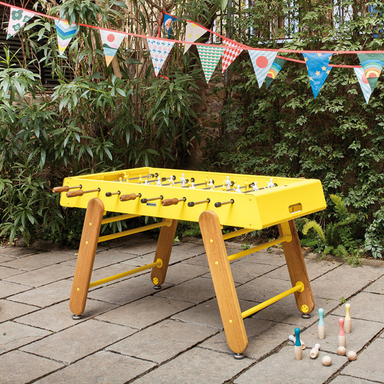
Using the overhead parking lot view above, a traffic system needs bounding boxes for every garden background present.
[1,0,384,264]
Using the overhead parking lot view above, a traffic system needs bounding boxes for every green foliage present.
[301,195,363,265]
[364,205,384,259]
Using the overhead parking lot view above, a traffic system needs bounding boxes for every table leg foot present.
[72,314,82,320]
[234,353,245,360]
[153,285,162,290]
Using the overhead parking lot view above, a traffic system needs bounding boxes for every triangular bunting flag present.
[354,67,372,104]
[147,38,175,76]
[55,20,78,55]
[265,57,286,89]
[163,13,177,39]
[302,52,333,99]
[357,53,384,93]
[249,50,278,88]
[99,30,126,67]
[222,40,243,73]
[197,45,225,83]
[184,22,207,54]
[7,7,35,39]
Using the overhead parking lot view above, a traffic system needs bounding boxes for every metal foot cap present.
[301,313,311,319]
[234,353,245,360]
[72,314,82,320]
[153,285,162,290]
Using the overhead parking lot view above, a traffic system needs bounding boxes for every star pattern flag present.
[55,20,78,55]
[197,45,225,83]
[222,40,243,73]
[357,53,384,93]
[100,30,126,67]
[249,50,278,88]
[184,22,207,54]
[7,7,35,39]
[163,13,177,39]
[265,57,286,89]
[147,38,175,76]
[354,67,372,104]
[303,52,333,99]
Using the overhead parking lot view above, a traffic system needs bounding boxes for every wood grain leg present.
[278,220,315,314]
[151,219,178,286]
[69,198,104,317]
[199,211,248,355]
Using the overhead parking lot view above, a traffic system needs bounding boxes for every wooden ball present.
[347,351,357,361]
[322,355,332,366]
[337,346,346,356]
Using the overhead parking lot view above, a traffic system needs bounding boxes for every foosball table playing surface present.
[53,167,327,357]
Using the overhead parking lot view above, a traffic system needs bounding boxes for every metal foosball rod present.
[214,199,234,208]
[188,198,210,207]
[52,185,82,193]
[141,195,164,203]
[105,191,120,197]
[120,193,141,202]
[112,173,157,182]
[66,188,100,197]
[162,197,187,206]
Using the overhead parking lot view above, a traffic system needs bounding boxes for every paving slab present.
[172,241,206,255]
[9,279,73,308]
[0,350,63,384]
[201,318,294,360]
[0,321,51,354]
[96,296,193,329]
[332,292,384,323]
[88,273,172,305]
[0,299,38,322]
[363,274,384,294]
[245,249,287,266]
[301,315,383,353]
[0,247,38,257]
[21,319,136,364]
[132,347,252,384]
[107,319,216,363]
[15,299,116,332]
[330,375,379,384]
[111,240,158,255]
[1,251,76,271]
[161,262,209,285]
[234,347,348,384]
[0,265,23,279]
[265,259,342,281]
[340,338,384,382]
[156,276,216,304]
[0,255,15,263]
[310,264,384,301]
[4,263,75,287]
[34,351,156,384]
[0,280,31,298]
[172,298,257,330]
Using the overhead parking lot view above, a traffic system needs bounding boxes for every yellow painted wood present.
[151,219,178,286]
[241,281,304,319]
[69,198,104,316]
[199,210,248,354]
[278,220,315,314]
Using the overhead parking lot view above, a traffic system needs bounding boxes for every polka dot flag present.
[249,50,278,88]
[354,66,372,104]
[222,40,243,73]
[357,53,384,94]
[302,52,333,99]
[147,38,175,77]
[7,7,34,39]
[197,45,225,83]
[184,22,207,54]
[100,30,126,67]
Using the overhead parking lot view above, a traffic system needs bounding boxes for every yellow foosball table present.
[53,167,326,357]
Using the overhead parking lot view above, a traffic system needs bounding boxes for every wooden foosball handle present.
[67,190,84,197]
[120,193,140,201]
[52,186,69,193]
[162,197,186,206]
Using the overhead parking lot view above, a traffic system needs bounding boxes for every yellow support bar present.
[101,214,140,225]
[227,235,292,262]
[223,228,255,241]
[89,258,163,288]
[241,281,305,319]
[98,219,173,243]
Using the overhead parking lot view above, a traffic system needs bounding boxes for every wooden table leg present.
[69,198,104,318]
[199,211,248,355]
[278,220,315,315]
[151,219,178,287]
